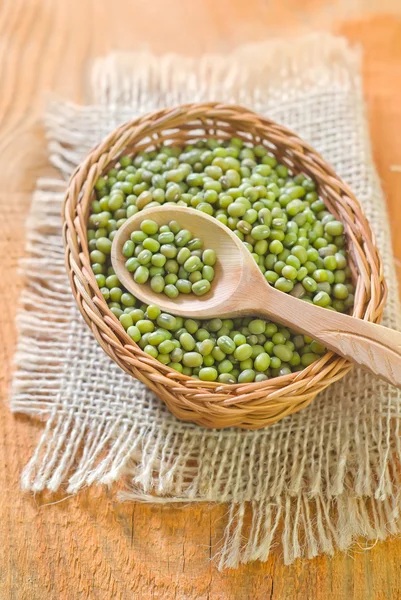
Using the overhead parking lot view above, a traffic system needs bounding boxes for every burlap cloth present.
[11,34,401,569]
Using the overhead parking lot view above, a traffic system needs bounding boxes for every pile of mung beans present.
[88,138,354,384]
[123,219,217,298]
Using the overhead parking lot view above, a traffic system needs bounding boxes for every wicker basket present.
[63,103,387,430]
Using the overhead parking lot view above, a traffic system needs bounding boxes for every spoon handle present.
[255,287,401,387]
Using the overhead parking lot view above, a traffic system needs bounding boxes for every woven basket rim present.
[62,102,387,429]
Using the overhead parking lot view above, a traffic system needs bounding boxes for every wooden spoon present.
[112,205,401,387]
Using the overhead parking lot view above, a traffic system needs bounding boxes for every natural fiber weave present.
[10,36,401,568]
[63,103,386,429]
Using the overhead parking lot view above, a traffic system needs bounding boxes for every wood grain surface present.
[2,1,401,598]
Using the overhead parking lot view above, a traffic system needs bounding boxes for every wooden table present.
[2,1,401,598]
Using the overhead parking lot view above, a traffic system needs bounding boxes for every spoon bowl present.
[111,205,263,318]
[112,205,401,388]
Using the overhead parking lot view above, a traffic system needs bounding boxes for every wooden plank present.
[1,1,401,598]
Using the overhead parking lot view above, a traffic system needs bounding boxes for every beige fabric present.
[11,34,401,569]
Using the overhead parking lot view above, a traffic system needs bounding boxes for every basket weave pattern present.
[63,103,387,429]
